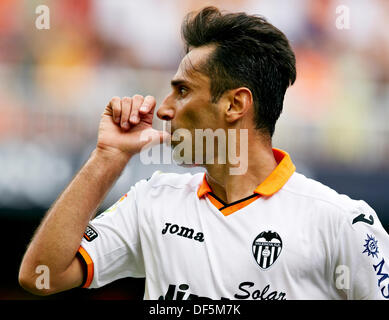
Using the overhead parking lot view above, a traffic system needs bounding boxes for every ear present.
[225,87,253,123]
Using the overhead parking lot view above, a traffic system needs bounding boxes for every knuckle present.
[111,96,120,103]
[112,104,121,112]
[144,95,155,103]
[132,94,144,104]
[122,96,132,103]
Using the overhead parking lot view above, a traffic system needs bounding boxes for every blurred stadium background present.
[0,0,388,299]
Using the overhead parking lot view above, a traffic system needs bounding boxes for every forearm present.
[20,148,130,278]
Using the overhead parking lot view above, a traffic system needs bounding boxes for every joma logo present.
[162,222,204,242]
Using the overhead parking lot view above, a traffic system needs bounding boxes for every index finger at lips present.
[139,95,156,115]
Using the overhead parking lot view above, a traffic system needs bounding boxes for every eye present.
[178,86,188,96]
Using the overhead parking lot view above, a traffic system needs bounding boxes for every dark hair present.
[181,6,296,137]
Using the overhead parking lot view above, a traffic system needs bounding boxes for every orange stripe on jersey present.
[197,148,295,215]
[219,195,260,216]
[254,148,295,196]
[207,194,225,210]
[197,174,212,198]
[78,246,94,288]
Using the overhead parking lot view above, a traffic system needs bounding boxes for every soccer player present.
[19,7,389,300]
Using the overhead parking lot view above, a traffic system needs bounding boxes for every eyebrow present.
[170,79,192,88]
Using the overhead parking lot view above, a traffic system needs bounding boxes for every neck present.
[204,133,277,204]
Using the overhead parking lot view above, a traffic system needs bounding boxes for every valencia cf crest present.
[252,231,283,270]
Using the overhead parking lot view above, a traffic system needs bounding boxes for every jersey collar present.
[197,148,295,199]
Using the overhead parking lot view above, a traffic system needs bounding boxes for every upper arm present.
[76,186,145,289]
[28,179,148,295]
[333,201,389,299]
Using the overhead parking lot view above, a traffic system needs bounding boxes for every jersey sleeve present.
[77,181,146,289]
[332,200,389,300]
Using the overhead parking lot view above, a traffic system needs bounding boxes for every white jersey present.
[77,149,389,300]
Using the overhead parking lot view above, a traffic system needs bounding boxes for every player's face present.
[157,47,227,138]
[157,45,227,148]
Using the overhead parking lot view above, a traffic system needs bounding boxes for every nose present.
[157,94,176,121]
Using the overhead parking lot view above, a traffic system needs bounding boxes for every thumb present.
[138,128,171,150]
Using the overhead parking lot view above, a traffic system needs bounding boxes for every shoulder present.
[282,171,376,223]
[135,170,204,194]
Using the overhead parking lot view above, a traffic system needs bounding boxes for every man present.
[19,7,389,300]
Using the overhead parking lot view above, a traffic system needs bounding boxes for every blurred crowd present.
[0,0,389,210]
